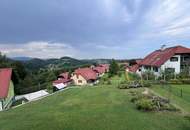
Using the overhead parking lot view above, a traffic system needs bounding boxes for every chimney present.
[161,44,166,51]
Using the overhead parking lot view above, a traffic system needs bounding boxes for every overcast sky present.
[0,0,190,59]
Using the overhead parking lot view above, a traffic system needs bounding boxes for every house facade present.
[72,68,98,86]
[127,46,190,76]
[0,68,15,111]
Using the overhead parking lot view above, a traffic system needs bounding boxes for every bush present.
[180,79,190,84]
[106,80,112,85]
[169,79,182,84]
[130,90,179,112]
[128,73,141,80]
[136,99,155,111]
[141,81,152,87]
[118,84,130,89]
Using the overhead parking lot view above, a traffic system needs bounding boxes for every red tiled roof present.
[139,45,190,67]
[74,68,97,81]
[93,66,106,74]
[0,68,12,99]
[99,64,109,71]
[53,79,71,85]
[128,64,140,72]
[59,72,69,79]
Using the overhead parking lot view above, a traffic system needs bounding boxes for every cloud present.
[0,0,190,59]
[141,0,190,38]
[0,41,78,59]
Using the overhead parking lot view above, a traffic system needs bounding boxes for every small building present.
[128,45,190,76]
[99,64,110,72]
[15,90,49,104]
[58,72,70,80]
[93,66,106,77]
[52,79,72,92]
[72,68,98,86]
[0,68,15,111]
[52,72,72,92]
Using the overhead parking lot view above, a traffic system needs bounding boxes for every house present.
[127,45,190,76]
[58,72,70,80]
[99,64,110,72]
[71,68,98,86]
[0,68,15,111]
[52,72,72,92]
[93,66,106,77]
[52,79,72,91]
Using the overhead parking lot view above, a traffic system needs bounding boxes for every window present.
[153,67,158,72]
[144,66,151,70]
[78,80,82,83]
[170,57,178,62]
[165,68,175,73]
[184,56,190,62]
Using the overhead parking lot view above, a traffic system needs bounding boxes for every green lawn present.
[0,82,189,130]
[151,84,190,113]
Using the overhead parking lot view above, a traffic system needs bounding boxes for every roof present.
[128,64,140,73]
[93,66,106,74]
[20,90,49,101]
[99,64,109,70]
[53,79,71,85]
[74,68,97,81]
[139,45,190,67]
[59,72,69,79]
[0,68,12,99]
[53,83,67,90]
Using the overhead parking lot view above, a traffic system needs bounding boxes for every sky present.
[0,0,190,59]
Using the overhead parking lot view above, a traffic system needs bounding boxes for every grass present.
[151,84,190,113]
[0,77,190,130]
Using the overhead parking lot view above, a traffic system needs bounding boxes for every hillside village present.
[0,45,190,110]
[0,45,190,130]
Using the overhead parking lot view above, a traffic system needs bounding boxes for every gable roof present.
[53,78,71,85]
[58,72,69,79]
[93,66,106,74]
[74,68,97,81]
[139,45,190,67]
[99,64,109,70]
[128,64,140,73]
[0,68,12,99]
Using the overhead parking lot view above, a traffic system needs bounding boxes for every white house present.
[127,45,190,76]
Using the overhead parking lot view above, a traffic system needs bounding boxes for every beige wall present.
[71,74,87,86]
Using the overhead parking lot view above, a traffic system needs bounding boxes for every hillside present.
[0,84,189,130]
[22,57,95,71]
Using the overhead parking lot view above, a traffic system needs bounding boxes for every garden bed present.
[130,89,179,112]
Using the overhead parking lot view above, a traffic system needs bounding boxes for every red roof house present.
[0,68,15,110]
[128,45,190,74]
[99,64,110,72]
[52,72,72,91]
[93,66,106,75]
[58,72,70,80]
[74,68,97,81]
[72,68,98,85]
[139,45,190,67]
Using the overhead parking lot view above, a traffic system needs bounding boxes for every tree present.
[109,59,119,77]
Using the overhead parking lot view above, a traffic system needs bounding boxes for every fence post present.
[180,89,183,97]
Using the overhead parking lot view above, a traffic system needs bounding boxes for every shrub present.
[136,99,155,111]
[106,80,112,85]
[130,90,179,112]
[141,81,152,87]
[118,84,130,89]
[180,79,190,84]
[128,73,141,80]
[169,79,182,84]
